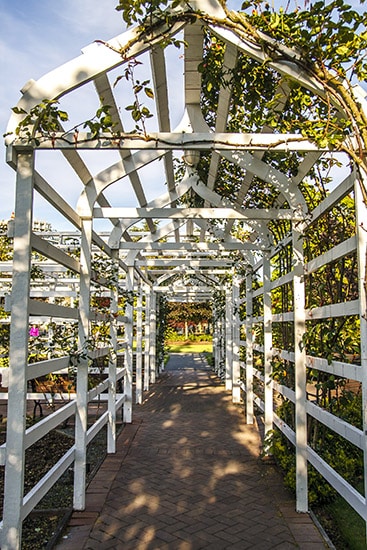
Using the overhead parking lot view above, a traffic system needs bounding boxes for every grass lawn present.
[316,489,366,549]
[166,341,212,353]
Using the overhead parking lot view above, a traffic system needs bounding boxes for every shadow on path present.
[56,353,329,549]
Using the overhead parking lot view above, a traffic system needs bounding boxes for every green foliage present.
[240,0,367,80]
[269,388,363,506]
[167,300,212,325]
[305,195,356,263]
[157,295,168,366]
[11,99,68,146]
[115,0,189,51]
[8,99,118,145]
[0,313,10,368]
[7,0,367,193]
[91,252,119,290]
[229,54,280,134]
[205,351,214,367]
[232,1,367,168]
[271,354,295,389]
[305,317,360,366]
[322,492,366,550]
[198,32,228,127]
[166,329,212,342]
[0,221,13,261]
[116,0,179,26]
[83,104,115,138]
[30,264,45,280]
[212,291,225,321]
[0,252,11,364]
[167,341,213,353]
[116,58,155,134]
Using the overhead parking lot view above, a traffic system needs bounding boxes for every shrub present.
[269,391,363,506]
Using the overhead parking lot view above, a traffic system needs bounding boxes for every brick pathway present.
[56,353,329,549]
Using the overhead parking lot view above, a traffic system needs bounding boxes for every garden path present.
[56,353,329,549]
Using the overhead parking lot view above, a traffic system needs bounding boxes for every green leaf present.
[335,45,350,56]
[11,107,27,115]
[269,13,280,30]
[58,111,69,121]
[101,115,113,127]
[144,87,154,99]
[132,110,142,121]
[114,74,124,87]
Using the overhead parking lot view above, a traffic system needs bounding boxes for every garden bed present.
[0,417,124,549]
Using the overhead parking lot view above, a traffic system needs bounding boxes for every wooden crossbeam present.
[93,207,295,220]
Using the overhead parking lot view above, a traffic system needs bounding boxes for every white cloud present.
[56,0,123,40]
[0,1,126,224]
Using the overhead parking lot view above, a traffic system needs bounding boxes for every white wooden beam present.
[2,150,34,550]
[28,299,78,319]
[118,241,268,251]
[305,236,356,275]
[245,271,254,424]
[149,291,157,384]
[74,217,92,510]
[144,287,150,392]
[93,207,295,220]
[137,259,232,267]
[184,21,204,104]
[293,219,308,513]
[263,252,273,448]
[308,171,355,225]
[225,287,233,391]
[135,284,143,405]
[21,132,327,152]
[232,276,241,403]
[123,266,134,423]
[107,249,119,453]
[355,170,367,532]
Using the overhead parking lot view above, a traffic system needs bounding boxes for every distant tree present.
[0,220,12,261]
[167,301,212,336]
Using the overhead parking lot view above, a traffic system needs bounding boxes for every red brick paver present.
[56,353,329,549]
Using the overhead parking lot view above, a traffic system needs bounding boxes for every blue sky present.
[0,0,127,224]
[0,0,364,227]
[0,0,245,228]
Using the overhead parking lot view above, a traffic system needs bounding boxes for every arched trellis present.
[1,0,367,547]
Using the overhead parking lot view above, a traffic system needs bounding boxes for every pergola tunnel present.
[1,0,367,548]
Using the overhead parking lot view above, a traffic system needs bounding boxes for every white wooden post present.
[158,295,165,373]
[74,217,92,510]
[232,275,241,403]
[263,251,273,448]
[355,171,367,538]
[225,287,233,390]
[135,282,143,404]
[124,265,134,423]
[144,286,150,391]
[293,218,308,513]
[213,304,219,374]
[2,149,34,550]
[217,318,222,376]
[219,308,225,378]
[107,249,119,453]
[149,291,157,384]
[245,270,254,424]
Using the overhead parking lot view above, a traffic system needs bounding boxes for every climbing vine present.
[2,1,367,523]
[6,0,367,203]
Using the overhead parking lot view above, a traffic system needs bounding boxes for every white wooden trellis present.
[1,0,367,547]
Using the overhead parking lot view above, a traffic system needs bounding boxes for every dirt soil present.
[0,416,123,549]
